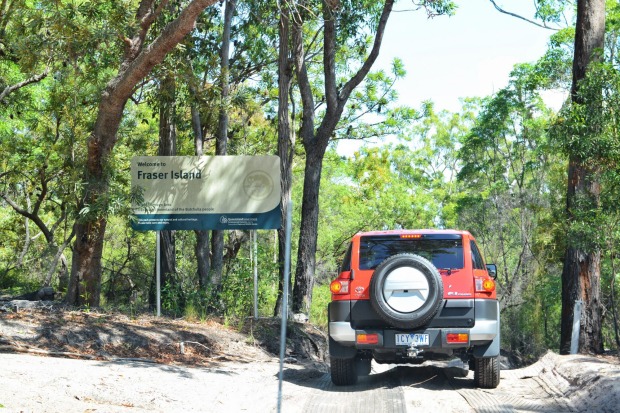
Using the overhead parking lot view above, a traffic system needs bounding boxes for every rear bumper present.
[328,299,499,353]
[329,321,356,344]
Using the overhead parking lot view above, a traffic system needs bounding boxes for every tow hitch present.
[407,343,424,358]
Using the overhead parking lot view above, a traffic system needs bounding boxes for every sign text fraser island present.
[136,170,203,180]
[131,156,281,231]
[135,160,206,180]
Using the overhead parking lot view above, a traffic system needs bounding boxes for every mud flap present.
[473,331,500,358]
[329,336,357,358]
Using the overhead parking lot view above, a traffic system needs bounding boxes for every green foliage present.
[502,269,563,359]
[457,64,565,354]
[552,63,620,165]
[425,0,457,17]
[309,283,330,328]
[550,63,620,252]
[0,270,39,292]
[104,230,283,321]
[311,101,476,285]
[534,0,569,24]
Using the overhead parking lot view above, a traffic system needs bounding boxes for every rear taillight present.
[356,333,379,345]
[330,279,349,294]
[475,277,496,293]
[446,333,469,344]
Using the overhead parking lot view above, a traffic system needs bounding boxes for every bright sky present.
[378,0,562,112]
[336,0,567,156]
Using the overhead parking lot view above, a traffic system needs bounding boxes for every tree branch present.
[488,0,558,31]
[340,0,394,102]
[291,5,316,144]
[0,69,49,103]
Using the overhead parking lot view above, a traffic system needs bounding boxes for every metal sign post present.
[253,230,259,319]
[277,201,292,413]
[156,230,161,317]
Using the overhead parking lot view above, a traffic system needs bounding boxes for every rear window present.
[359,235,464,270]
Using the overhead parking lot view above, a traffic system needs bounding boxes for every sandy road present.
[0,352,618,412]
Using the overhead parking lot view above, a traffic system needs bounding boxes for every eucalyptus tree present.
[552,59,620,354]
[485,0,610,354]
[68,0,220,307]
[553,63,620,352]
[556,0,606,354]
[0,1,134,290]
[485,0,620,354]
[288,0,456,315]
[154,72,179,305]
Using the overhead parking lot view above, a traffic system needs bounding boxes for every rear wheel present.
[474,356,500,388]
[330,356,357,385]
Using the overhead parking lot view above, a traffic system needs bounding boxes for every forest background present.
[1,0,619,359]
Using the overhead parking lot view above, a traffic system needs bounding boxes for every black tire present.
[369,253,443,329]
[474,356,500,388]
[330,356,357,386]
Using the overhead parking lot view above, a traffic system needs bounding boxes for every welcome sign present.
[131,155,281,230]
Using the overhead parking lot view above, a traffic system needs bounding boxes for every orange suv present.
[328,229,500,388]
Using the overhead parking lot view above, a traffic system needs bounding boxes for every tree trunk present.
[153,74,177,306]
[189,69,211,292]
[560,0,605,354]
[158,230,176,278]
[290,0,393,315]
[195,230,210,290]
[292,146,328,314]
[69,218,107,306]
[223,230,249,262]
[560,163,604,354]
[210,0,235,290]
[66,0,219,307]
[44,242,74,289]
[57,254,69,293]
[274,0,294,317]
[17,214,30,268]
[610,252,620,350]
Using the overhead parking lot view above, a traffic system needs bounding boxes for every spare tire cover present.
[369,253,443,329]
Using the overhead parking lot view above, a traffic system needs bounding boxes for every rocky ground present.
[0,299,327,367]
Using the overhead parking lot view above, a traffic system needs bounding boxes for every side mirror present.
[486,264,497,279]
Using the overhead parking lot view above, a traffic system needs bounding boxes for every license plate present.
[395,333,429,346]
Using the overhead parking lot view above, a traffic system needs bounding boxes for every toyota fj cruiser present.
[328,229,500,388]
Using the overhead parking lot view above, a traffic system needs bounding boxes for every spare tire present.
[369,253,443,329]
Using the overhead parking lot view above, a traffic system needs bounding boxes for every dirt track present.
[1,351,619,413]
[1,305,619,412]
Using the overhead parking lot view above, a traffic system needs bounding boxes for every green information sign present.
[131,155,281,230]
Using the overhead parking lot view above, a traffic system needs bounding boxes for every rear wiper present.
[438,268,459,275]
